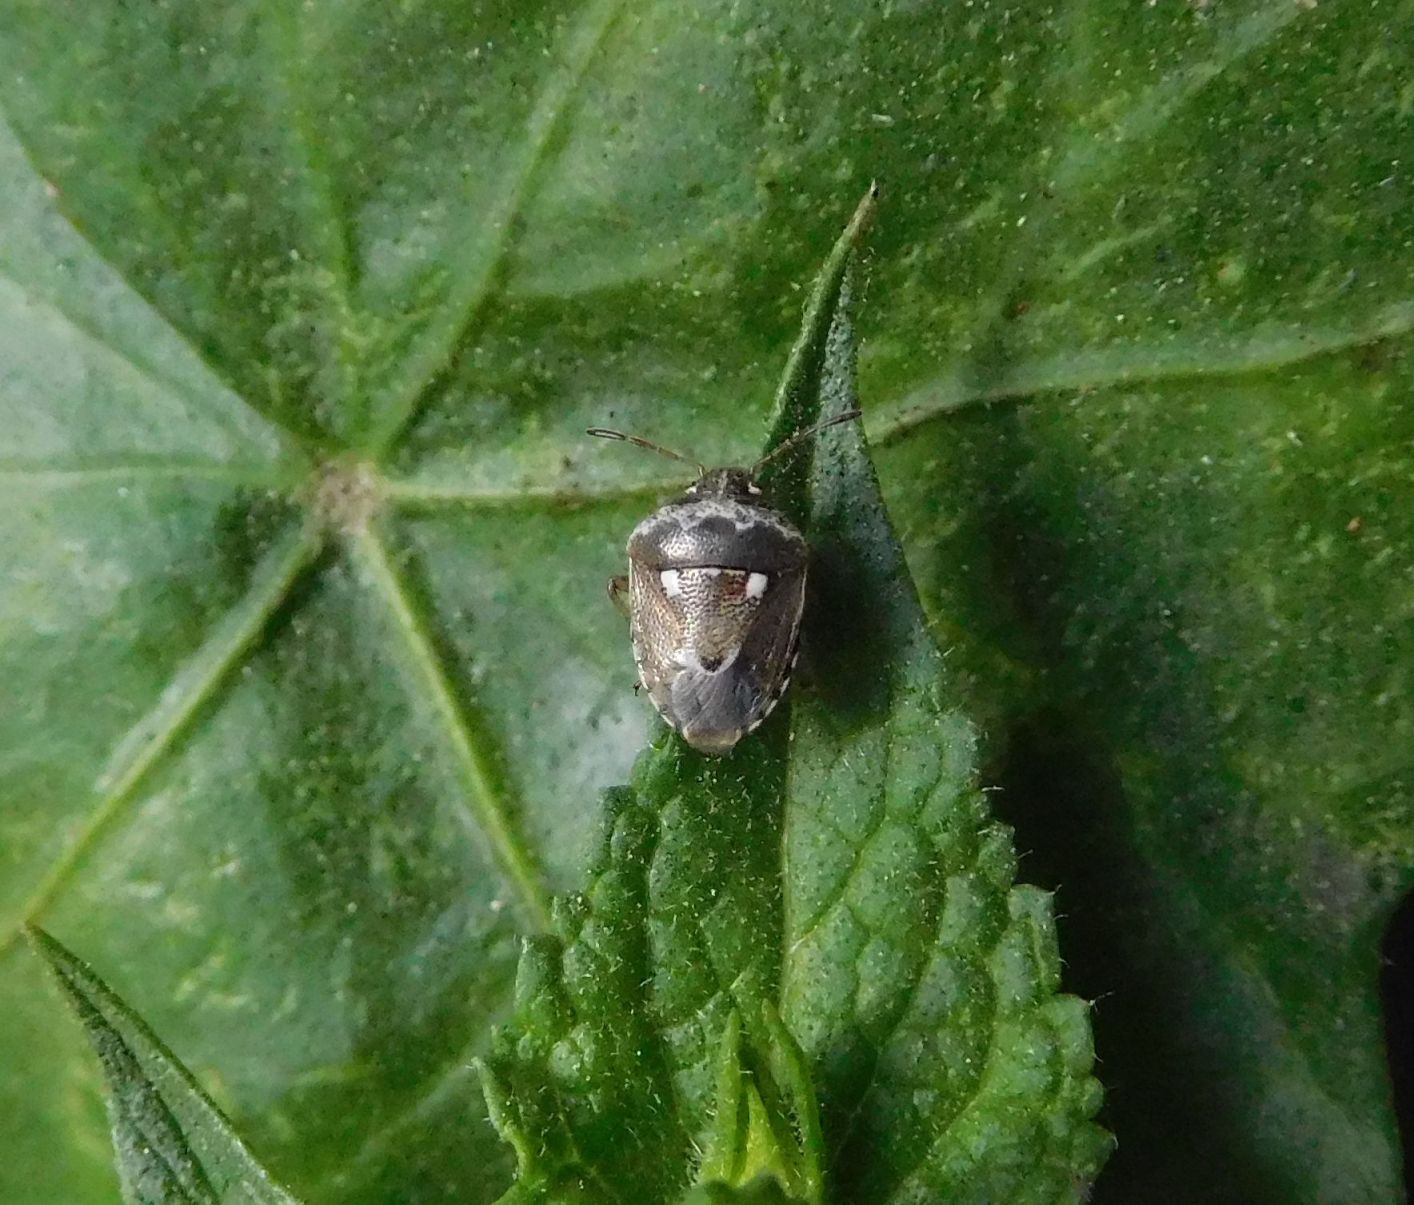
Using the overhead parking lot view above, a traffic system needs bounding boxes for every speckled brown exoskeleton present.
[587,410,860,754]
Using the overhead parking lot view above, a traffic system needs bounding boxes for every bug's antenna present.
[587,428,706,475]
[752,409,863,471]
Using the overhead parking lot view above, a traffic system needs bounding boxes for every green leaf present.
[678,1179,795,1205]
[694,1009,825,1204]
[28,927,298,1205]
[2,1,1409,1201]
[480,208,1108,1201]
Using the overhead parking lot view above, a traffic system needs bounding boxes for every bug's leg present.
[607,575,630,619]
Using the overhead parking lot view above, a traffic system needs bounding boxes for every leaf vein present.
[367,0,630,456]
[826,724,964,1173]
[0,112,311,458]
[0,460,304,488]
[883,988,1004,1204]
[351,528,553,930]
[0,522,323,956]
[872,303,1414,448]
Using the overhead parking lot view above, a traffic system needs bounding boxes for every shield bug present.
[587,410,861,755]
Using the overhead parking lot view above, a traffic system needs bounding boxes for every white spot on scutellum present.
[701,567,721,578]
[660,568,683,597]
[746,572,768,600]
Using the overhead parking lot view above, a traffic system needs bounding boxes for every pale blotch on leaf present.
[310,458,382,533]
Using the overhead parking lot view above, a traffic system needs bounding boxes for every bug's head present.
[683,467,763,501]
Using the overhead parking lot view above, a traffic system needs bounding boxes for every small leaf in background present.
[28,926,299,1205]
[480,201,1108,1201]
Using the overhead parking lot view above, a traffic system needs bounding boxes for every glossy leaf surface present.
[1,0,1409,1200]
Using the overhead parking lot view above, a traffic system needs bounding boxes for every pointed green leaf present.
[481,203,1109,1201]
[28,927,298,1205]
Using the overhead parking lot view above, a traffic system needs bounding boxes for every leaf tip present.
[22,921,55,953]
[847,182,881,245]
[23,925,84,995]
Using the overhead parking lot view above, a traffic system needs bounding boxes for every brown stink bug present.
[587,410,861,755]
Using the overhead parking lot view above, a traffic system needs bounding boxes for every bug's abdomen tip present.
[680,726,744,756]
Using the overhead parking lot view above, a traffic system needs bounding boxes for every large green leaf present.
[2,0,1409,1201]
